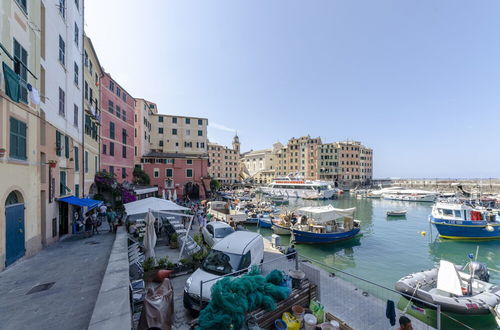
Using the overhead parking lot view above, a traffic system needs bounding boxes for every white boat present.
[382,189,438,202]
[492,304,500,327]
[271,218,292,235]
[396,259,500,315]
[366,186,407,198]
[261,176,338,199]
[387,210,407,216]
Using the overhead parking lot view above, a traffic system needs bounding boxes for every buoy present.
[485,225,494,232]
[420,231,426,236]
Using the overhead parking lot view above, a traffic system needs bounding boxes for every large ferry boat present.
[430,202,500,239]
[261,177,338,199]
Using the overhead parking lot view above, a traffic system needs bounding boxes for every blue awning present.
[58,196,103,210]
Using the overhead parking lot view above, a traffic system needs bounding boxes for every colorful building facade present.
[100,73,135,183]
[0,0,43,270]
[208,135,240,184]
[83,35,102,196]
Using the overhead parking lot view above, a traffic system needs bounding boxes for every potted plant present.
[0,148,6,158]
[169,233,178,249]
[157,257,169,269]
[142,257,156,282]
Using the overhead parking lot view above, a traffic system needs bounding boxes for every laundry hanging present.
[2,62,20,102]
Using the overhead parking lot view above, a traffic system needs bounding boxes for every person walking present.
[91,210,99,235]
[107,207,116,233]
[84,212,93,238]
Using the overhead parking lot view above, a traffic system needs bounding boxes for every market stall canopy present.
[124,197,189,216]
[297,205,356,223]
[58,196,103,211]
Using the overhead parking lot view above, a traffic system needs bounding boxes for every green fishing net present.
[197,267,290,330]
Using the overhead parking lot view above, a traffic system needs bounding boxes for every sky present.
[84,0,500,179]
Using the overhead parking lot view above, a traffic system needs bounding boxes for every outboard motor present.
[469,261,490,282]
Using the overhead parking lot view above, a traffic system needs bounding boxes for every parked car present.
[183,231,264,311]
[201,221,235,247]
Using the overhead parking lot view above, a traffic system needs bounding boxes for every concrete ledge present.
[88,227,131,330]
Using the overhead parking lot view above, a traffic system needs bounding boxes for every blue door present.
[5,203,25,266]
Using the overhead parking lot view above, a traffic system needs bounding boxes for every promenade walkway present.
[0,226,115,330]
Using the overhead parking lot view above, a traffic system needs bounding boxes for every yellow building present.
[274,136,321,180]
[0,0,43,270]
[83,35,102,196]
[208,136,240,184]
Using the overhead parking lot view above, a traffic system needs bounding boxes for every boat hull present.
[383,194,436,202]
[431,218,500,239]
[292,227,360,244]
[395,268,500,315]
[258,218,273,229]
[272,224,291,235]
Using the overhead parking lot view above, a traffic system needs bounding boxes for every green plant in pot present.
[170,233,178,249]
[157,257,169,269]
[142,257,156,281]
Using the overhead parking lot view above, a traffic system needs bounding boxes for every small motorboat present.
[387,210,407,216]
[258,217,273,229]
[395,259,500,315]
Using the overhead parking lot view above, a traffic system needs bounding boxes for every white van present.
[183,231,264,310]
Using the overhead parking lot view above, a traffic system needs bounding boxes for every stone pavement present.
[0,226,115,330]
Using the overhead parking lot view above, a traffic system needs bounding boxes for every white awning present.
[124,197,189,216]
[297,204,356,223]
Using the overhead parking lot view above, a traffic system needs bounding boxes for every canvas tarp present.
[124,197,188,216]
[297,204,356,224]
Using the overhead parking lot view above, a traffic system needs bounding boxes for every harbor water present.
[248,194,500,329]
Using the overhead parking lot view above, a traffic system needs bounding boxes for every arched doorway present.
[184,182,200,200]
[5,191,25,266]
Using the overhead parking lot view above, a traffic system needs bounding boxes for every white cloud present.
[209,122,236,133]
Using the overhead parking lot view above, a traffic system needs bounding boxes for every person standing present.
[107,207,116,233]
[84,212,93,238]
[99,204,107,225]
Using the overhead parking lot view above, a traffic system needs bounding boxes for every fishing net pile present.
[197,268,290,330]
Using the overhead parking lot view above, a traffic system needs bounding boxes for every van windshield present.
[214,227,234,238]
[202,250,242,275]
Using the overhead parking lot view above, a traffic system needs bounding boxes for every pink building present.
[100,73,135,183]
[139,152,211,200]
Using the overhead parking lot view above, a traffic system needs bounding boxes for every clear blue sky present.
[85,0,500,179]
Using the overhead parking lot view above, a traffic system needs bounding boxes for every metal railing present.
[194,251,486,330]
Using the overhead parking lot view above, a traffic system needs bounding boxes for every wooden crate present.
[248,279,317,329]
[325,312,354,330]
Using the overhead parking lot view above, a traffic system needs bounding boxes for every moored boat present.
[430,202,500,239]
[383,189,438,202]
[291,205,360,244]
[395,259,500,315]
[257,217,273,228]
[387,210,407,216]
[261,176,339,199]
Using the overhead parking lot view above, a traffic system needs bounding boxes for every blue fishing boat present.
[430,202,500,240]
[258,217,273,228]
[291,205,361,244]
